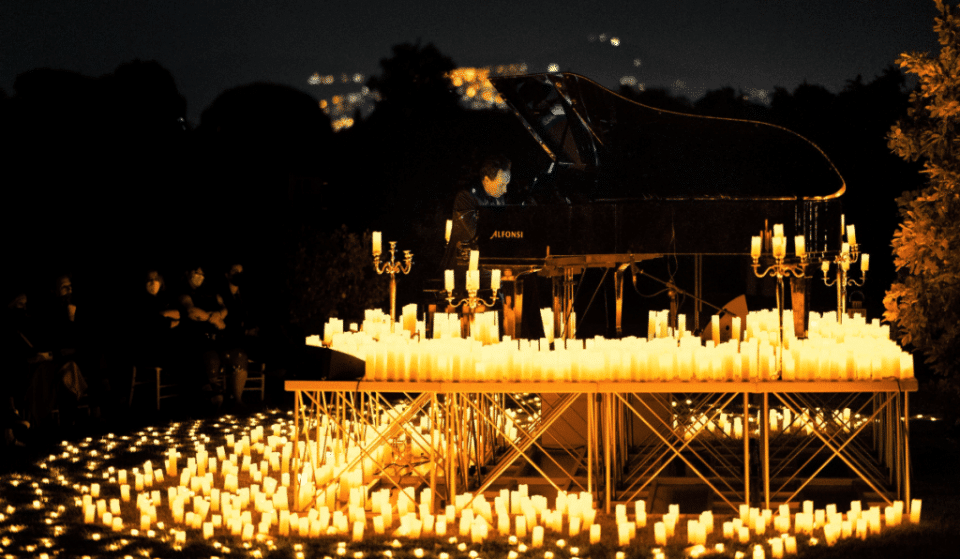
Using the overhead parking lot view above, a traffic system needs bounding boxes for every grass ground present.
[0,384,958,559]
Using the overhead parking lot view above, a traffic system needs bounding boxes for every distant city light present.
[547,63,560,72]
[620,76,637,86]
[610,37,620,46]
[352,73,364,83]
[634,58,642,67]
[308,73,321,85]
[599,33,607,42]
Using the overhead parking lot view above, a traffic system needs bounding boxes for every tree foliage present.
[884,0,960,377]
[286,225,388,335]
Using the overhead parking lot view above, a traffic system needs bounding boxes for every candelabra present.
[443,262,501,339]
[372,236,413,324]
[820,243,868,324]
[751,227,808,372]
[444,273,500,311]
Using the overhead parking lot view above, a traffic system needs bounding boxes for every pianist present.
[439,154,511,297]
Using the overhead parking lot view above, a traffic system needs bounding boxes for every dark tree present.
[365,41,460,120]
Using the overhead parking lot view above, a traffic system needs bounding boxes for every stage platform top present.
[286,378,918,394]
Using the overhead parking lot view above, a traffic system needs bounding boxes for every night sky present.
[1,0,941,123]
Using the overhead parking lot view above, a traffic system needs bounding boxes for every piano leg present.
[790,276,810,338]
[614,267,625,338]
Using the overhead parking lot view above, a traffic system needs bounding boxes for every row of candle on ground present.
[671,406,870,440]
[81,467,923,552]
[325,327,912,382]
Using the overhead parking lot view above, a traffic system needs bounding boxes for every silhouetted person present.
[131,270,180,373]
[216,263,260,409]
[440,155,511,295]
[177,266,227,410]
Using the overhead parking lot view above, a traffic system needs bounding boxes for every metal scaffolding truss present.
[287,378,916,514]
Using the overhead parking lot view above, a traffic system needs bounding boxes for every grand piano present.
[438,72,846,339]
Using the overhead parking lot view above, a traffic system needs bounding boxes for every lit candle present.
[846,224,856,246]
[491,269,501,291]
[821,260,830,273]
[771,538,784,558]
[773,236,786,259]
[861,253,869,271]
[445,269,455,292]
[372,231,382,255]
[590,523,601,544]
[842,242,850,256]
[795,235,806,258]
[466,270,480,292]
[469,250,480,271]
[909,499,922,523]
[120,485,130,502]
[618,522,631,546]
[531,525,544,547]
[773,223,784,238]
[445,220,452,243]
[654,521,667,545]
[751,236,762,258]
[91,483,100,498]
[738,526,750,543]
[515,515,527,539]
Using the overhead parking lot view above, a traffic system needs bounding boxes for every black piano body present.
[434,73,845,338]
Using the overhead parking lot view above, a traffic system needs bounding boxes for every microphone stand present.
[624,262,736,335]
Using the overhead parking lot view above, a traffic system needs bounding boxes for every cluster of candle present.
[751,223,808,260]
[319,308,913,383]
[540,306,576,342]
[442,250,501,293]
[47,404,927,555]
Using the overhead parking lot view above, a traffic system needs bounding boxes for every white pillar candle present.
[469,250,479,271]
[531,525,544,547]
[91,483,100,498]
[445,220,452,242]
[120,485,130,502]
[372,231,382,255]
[569,516,581,537]
[909,499,922,523]
[515,515,527,539]
[738,526,750,543]
[655,521,667,545]
[590,523,601,544]
[751,236,762,258]
[618,522,631,546]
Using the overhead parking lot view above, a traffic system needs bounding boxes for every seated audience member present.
[3,281,85,437]
[131,269,181,374]
[217,263,260,408]
[36,274,89,426]
[177,265,227,409]
[2,287,35,446]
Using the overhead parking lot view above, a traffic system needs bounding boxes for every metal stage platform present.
[285,378,917,514]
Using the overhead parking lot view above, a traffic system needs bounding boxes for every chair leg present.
[129,366,137,408]
[155,367,162,411]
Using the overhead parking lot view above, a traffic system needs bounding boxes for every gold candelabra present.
[751,227,809,372]
[820,242,868,324]
[444,270,500,311]
[372,235,413,324]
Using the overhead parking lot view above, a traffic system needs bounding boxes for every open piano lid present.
[489,72,845,201]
